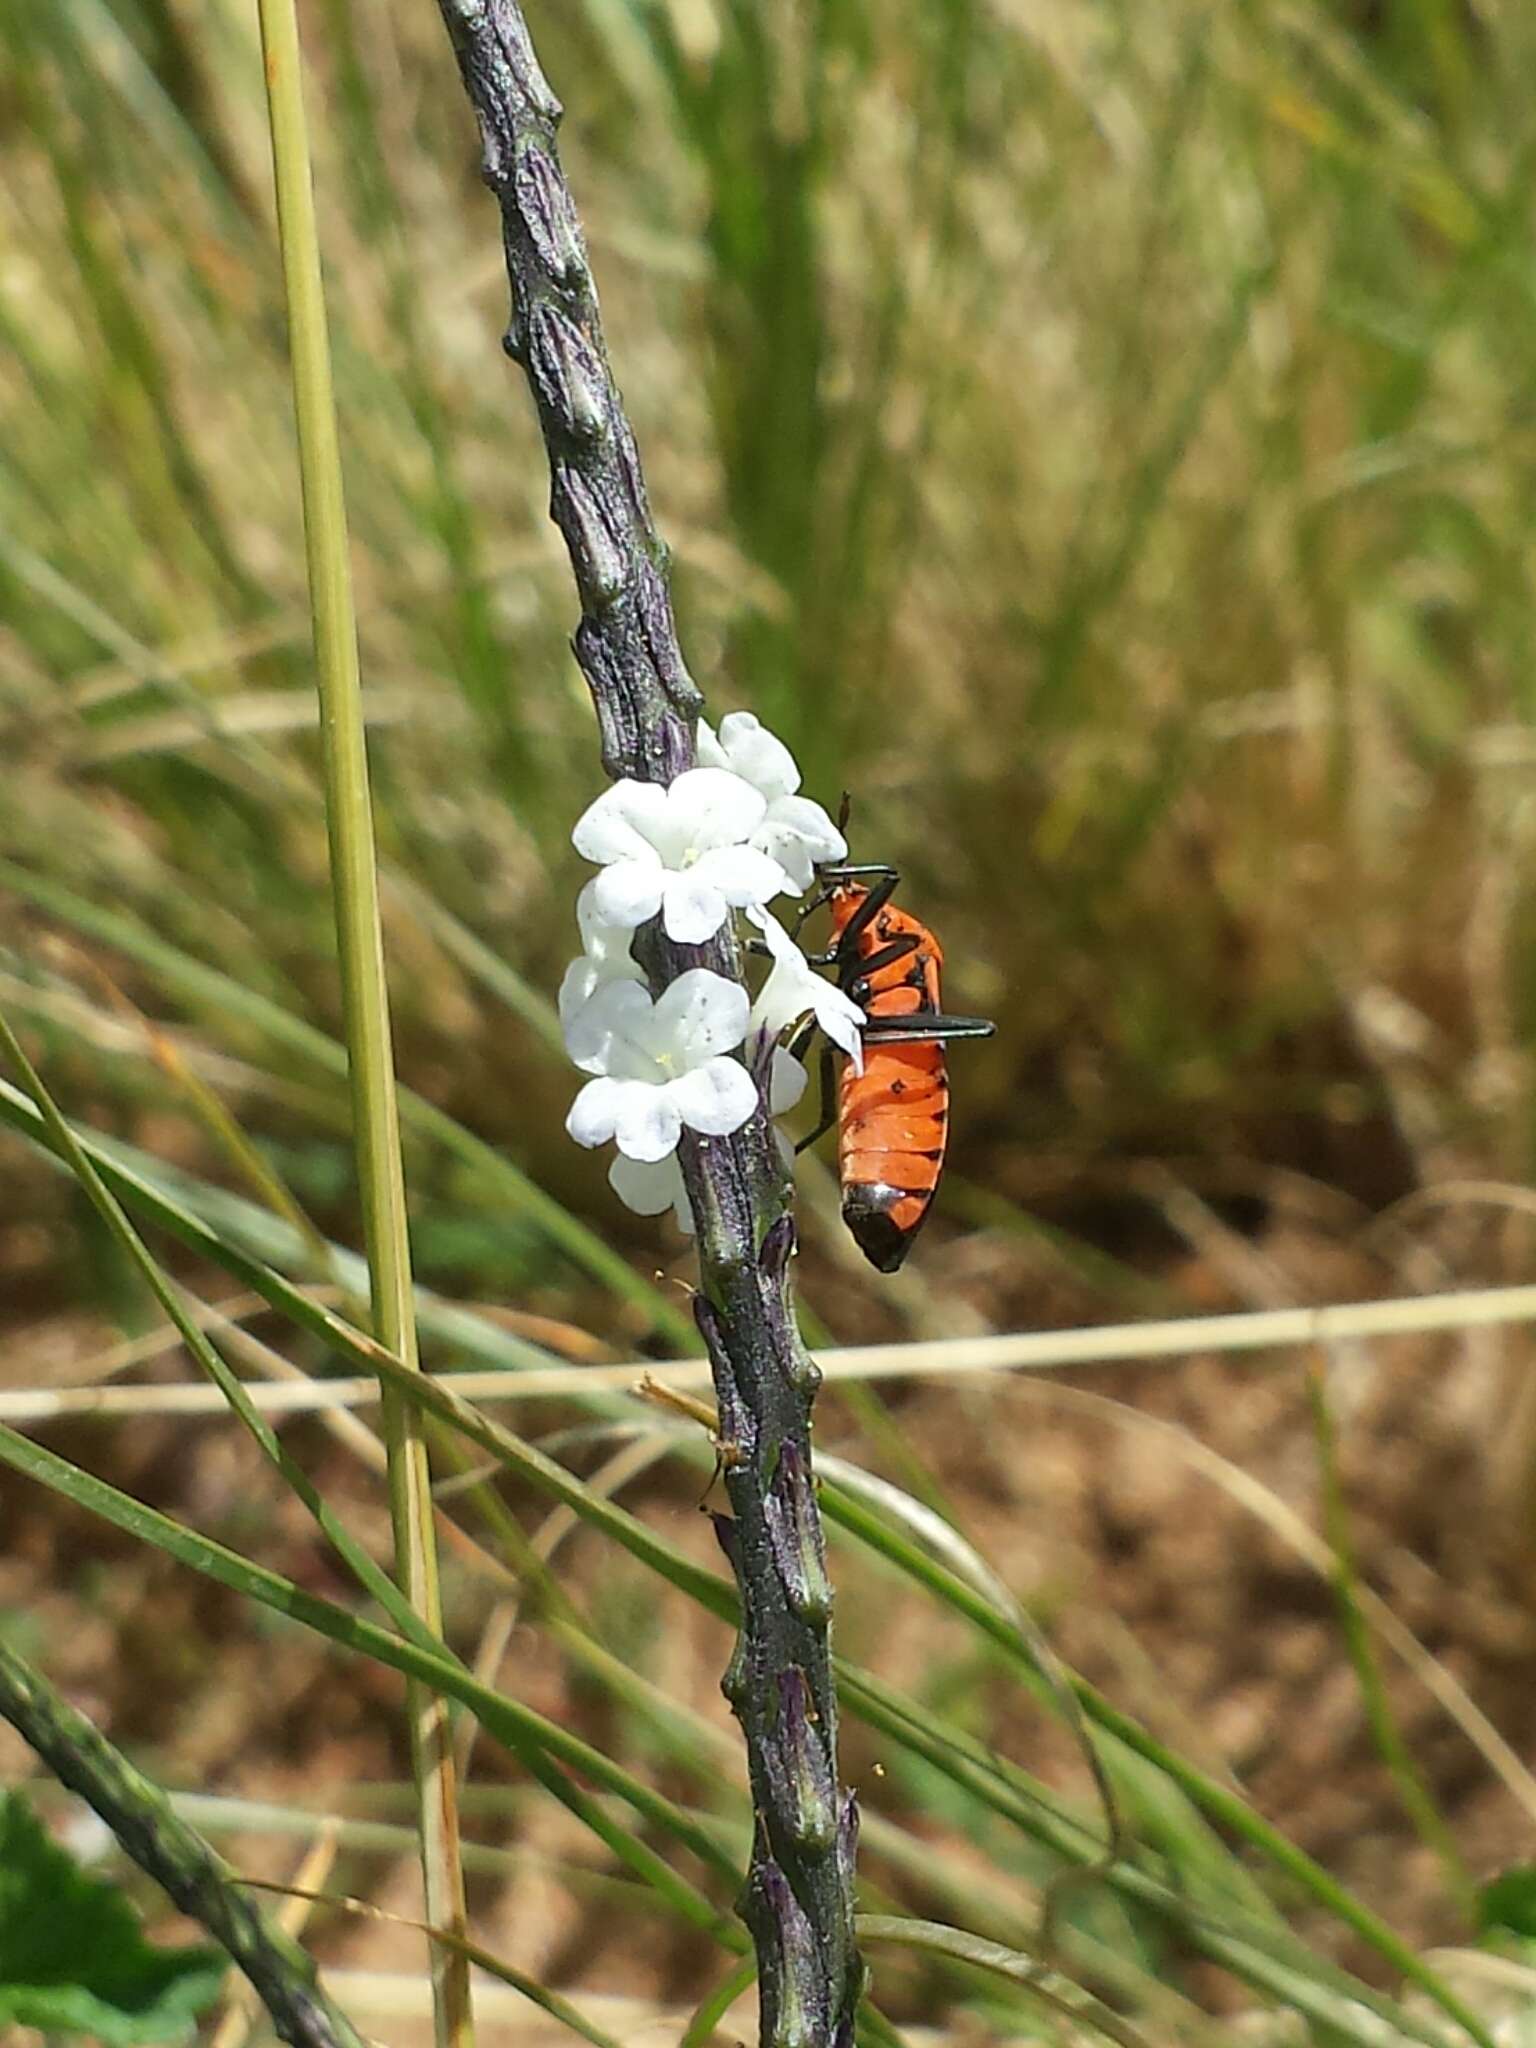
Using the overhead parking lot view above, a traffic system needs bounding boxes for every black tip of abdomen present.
[842,1183,923,1273]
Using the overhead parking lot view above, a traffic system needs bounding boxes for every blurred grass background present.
[8,0,1536,2036]
[10,0,1536,1334]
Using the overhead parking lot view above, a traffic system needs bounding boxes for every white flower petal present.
[664,766,767,853]
[753,962,811,1048]
[719,711,802,801]
[753,977,805,1047]
[756,795,847,891]
[695,718,729,773]
[592,859,665,931]
[575,876,643,970]
[558,957,600,1030]
[660,873,729,944]
[566,1075,627,1148]
[666,1057,759,1137]
[560,888,645,1030]
[610,1155,688,1212]
[563,976,656,1075]
[612,1086,684,1162]
[770,1048,808,1116]
[572,779,668,864]
[747,908,866,1074]
[755,834,819,894]
[654,969,750,1063]
[692,842,793,909]
[746,904,800,965]
[811,981,865,1069]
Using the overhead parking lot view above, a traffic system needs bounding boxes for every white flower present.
[558,878,646,1030]
[566,969,759,1162]
[572,768,793,944]
[609,1151,695,1233]
[608,1048,806,1231]
[697,713,848,891]
[747,907,865,1072]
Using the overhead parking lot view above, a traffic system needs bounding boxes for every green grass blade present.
[0,1008,443,1658]
[1306,1358,1478,1921]
[0,1044,755,1953]
[166,1302,1477,2047]
[0,1072,1491,2043]
[820,1478,1494,2048]
[0,858,689,1340]
[0,1419,741,1931]
[423,1929,625,2048]
[856,1917,1154,2048]
[0,1075,634,1411]
[0,1156,1462,2048]
[836,1667,1450,2048]
[253,0,467,2026]
[679,1959,756,2048]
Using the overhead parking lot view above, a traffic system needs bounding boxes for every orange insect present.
[793,862,994,1272]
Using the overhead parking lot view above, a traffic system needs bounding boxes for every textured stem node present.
[764,1442,835,1624]
[766,1668,839,1854]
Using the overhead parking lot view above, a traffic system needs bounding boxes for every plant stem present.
[427,5,863,2039]
[253,5,471,2042]
[0,1634,366,2048]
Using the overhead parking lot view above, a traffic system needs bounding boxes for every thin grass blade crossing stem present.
[253,3,472,2041]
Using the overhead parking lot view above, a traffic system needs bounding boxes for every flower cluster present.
[559,714,864,1228]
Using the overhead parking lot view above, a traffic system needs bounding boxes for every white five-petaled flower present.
[558,878,646,1029]
[747,907,865,1072]
[572,768,793,944]
[566,969,759,1162]
[606,1045,809,1230]
[698,713,848,892]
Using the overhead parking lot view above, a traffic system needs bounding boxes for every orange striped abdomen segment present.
[838,1040,949,1268]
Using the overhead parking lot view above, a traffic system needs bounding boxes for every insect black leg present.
[794,1043,840,1155]
[789,885,837,942]
[795,863,900,964]
[820,869,902,989]
[860,1013,996,1044]
[849,934,921,984]
[786,872,897,942]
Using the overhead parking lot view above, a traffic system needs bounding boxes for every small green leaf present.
[0,1792,225,2044]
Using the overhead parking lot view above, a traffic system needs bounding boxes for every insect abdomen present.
[839,937,949,1271]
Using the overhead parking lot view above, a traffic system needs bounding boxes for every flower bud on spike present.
[513,146,584,282]
[764,1443,833,1622]
[752,1860,827,2048]
[764,1668,837,1854]
[696,1295,755,1462]
[552,467,626,606]
[528,303,609,441]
